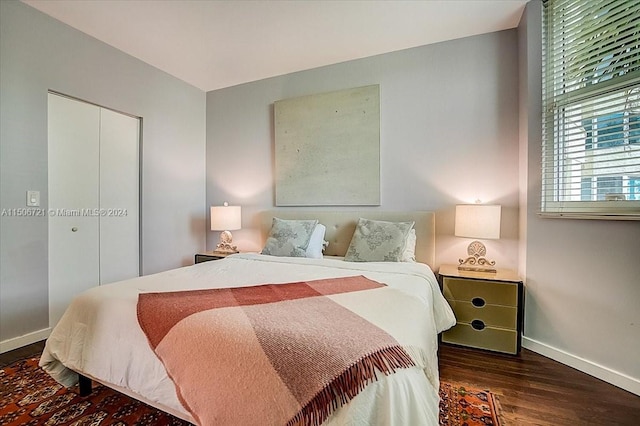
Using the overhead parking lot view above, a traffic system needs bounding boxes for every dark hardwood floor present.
[439,344,640,425]
[0,340,45,368]
[2,341,638,425]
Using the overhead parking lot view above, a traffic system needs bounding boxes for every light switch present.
[27,190,40,207]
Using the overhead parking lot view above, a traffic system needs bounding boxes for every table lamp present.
[455,204,501,273]
[210,202,241,254]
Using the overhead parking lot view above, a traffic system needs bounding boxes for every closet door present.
[48,93,140,328]
[48,94,100,327]
[99,108,139,284]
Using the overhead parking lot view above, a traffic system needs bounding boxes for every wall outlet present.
[27,190,40,207]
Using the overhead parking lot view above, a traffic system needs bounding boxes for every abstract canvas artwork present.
[274,85,380,206]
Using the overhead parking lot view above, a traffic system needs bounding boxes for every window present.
[542,0,640,218]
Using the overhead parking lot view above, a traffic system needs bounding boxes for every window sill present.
[537,212,640,221]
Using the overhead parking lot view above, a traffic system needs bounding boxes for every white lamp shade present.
[455,204,501,240]
[210,205,241,231]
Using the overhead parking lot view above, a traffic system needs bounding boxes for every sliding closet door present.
[99,108,139,284]
[48,94,100,327]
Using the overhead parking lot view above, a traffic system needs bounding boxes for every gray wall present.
[519,1,640,394]
[206,30,521,271]
[0,1,206,345]
[4,0,636,396]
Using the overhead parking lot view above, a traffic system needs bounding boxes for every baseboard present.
[522,336,640,396]
[0,328,51,354]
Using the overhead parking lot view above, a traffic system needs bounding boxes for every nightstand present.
[438,264,523,355]
[194,251,237,264]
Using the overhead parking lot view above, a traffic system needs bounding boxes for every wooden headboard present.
[258,210,435,268]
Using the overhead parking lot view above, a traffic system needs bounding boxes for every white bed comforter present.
[40,254,456,425]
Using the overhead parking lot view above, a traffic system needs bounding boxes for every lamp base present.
[214,243,238,254]
[458,262,497,274]
[458,240,496,273]
[215,231,238,254]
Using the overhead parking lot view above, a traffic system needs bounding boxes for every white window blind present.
[542,0,640,219]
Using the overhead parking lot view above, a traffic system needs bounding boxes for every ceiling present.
[22,0,527,92]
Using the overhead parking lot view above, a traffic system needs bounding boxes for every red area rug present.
[1,357,501,425]
[439,381,502,426]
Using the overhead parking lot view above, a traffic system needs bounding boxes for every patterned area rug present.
[1,358,501,425]
[0,358,189,426]
[439,382,502,426]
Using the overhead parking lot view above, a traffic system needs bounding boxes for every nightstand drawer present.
[443,277,518,307]
[442,323,518,354]
[445,300,517,330]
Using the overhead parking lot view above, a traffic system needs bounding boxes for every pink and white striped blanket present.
[137,275,426,426]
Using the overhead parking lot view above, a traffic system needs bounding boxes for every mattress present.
[40,253,456,425]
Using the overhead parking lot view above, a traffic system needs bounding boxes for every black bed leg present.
[78,374,92,396]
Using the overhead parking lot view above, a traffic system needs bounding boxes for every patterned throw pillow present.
[261,218,319,257]
[344,218,415,262]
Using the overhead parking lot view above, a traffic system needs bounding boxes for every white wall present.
[0,1,206,349]
[206,30,521,271]
[518,1,640,395]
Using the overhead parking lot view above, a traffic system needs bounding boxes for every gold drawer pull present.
[472,297,486,307]
[471,319,486,330]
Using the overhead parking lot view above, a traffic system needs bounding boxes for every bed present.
[40,210,456,426]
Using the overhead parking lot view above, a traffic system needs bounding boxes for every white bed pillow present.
[305,224,327,259]
[261,218,318,257]
[402,228,417,262]
[344,218,415,262]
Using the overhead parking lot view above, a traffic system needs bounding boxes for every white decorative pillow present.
[305,224,327,259]
[402,228,417,262]
[261,218,318,257]
[344,218,415,262]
